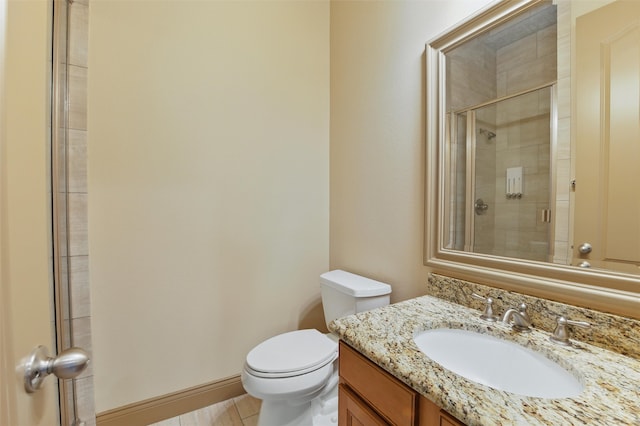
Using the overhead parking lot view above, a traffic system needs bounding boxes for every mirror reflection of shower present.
[449,86,554,263]
[443,0,557,264]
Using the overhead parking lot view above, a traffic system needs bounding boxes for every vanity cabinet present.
[338,341,465,426]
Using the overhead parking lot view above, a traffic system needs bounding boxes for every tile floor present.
[149,394,261,426]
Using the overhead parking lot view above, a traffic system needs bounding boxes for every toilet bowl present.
[241,270,391,426]
[242,329,337,403]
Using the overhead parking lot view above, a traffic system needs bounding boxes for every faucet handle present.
[471,293,499,322]
[549,316,591,346]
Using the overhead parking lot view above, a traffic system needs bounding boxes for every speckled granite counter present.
[329,294,640,425]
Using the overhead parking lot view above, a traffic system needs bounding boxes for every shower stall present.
[448,85,555,262]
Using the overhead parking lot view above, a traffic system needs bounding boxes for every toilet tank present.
[320,270,391,327]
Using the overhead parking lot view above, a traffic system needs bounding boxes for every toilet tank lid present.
[320,270,391,297]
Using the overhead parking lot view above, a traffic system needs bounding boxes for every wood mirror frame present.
[424,0,640,319]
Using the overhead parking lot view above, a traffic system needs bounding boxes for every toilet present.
[241,270,392,426]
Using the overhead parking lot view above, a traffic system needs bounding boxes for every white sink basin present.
[413,328,583,398]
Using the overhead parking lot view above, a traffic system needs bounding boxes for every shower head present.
[479,128,496,140]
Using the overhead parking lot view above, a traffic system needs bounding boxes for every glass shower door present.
[450,86,554,263]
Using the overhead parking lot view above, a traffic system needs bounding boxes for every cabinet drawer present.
[339,341,416,425]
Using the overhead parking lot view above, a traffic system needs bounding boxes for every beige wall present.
[88,0,499,414]
[88,1,329,413]
[329,0,494,303]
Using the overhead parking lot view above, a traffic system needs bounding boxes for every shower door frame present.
[448,82,558,261]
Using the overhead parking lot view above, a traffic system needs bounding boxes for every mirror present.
[425,0,640,319]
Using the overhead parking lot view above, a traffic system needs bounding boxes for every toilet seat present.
[245,329,338,378]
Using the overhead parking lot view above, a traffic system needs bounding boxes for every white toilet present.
[241,270,392,426]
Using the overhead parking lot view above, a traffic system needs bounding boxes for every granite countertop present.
[329,295,640,425]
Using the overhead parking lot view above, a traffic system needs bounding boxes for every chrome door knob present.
[578,243,593,254]
[24,346,90,393]
[578,261,591,268]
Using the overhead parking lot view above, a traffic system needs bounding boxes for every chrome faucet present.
[502,303,531,331]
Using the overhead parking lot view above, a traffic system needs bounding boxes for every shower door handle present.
[23,345,90,393]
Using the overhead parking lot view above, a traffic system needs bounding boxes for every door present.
[1,0,60,424]
[574,0,640,273]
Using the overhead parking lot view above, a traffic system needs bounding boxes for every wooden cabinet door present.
[339,342,467,426]
[439,410,465,426]
[418,395,465,426]
[339,384,389,426]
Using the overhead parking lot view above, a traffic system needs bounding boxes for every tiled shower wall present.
[492,19,556,261]
[446,36,498,252]
[59,0,95,424]
[473,11,556,261]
